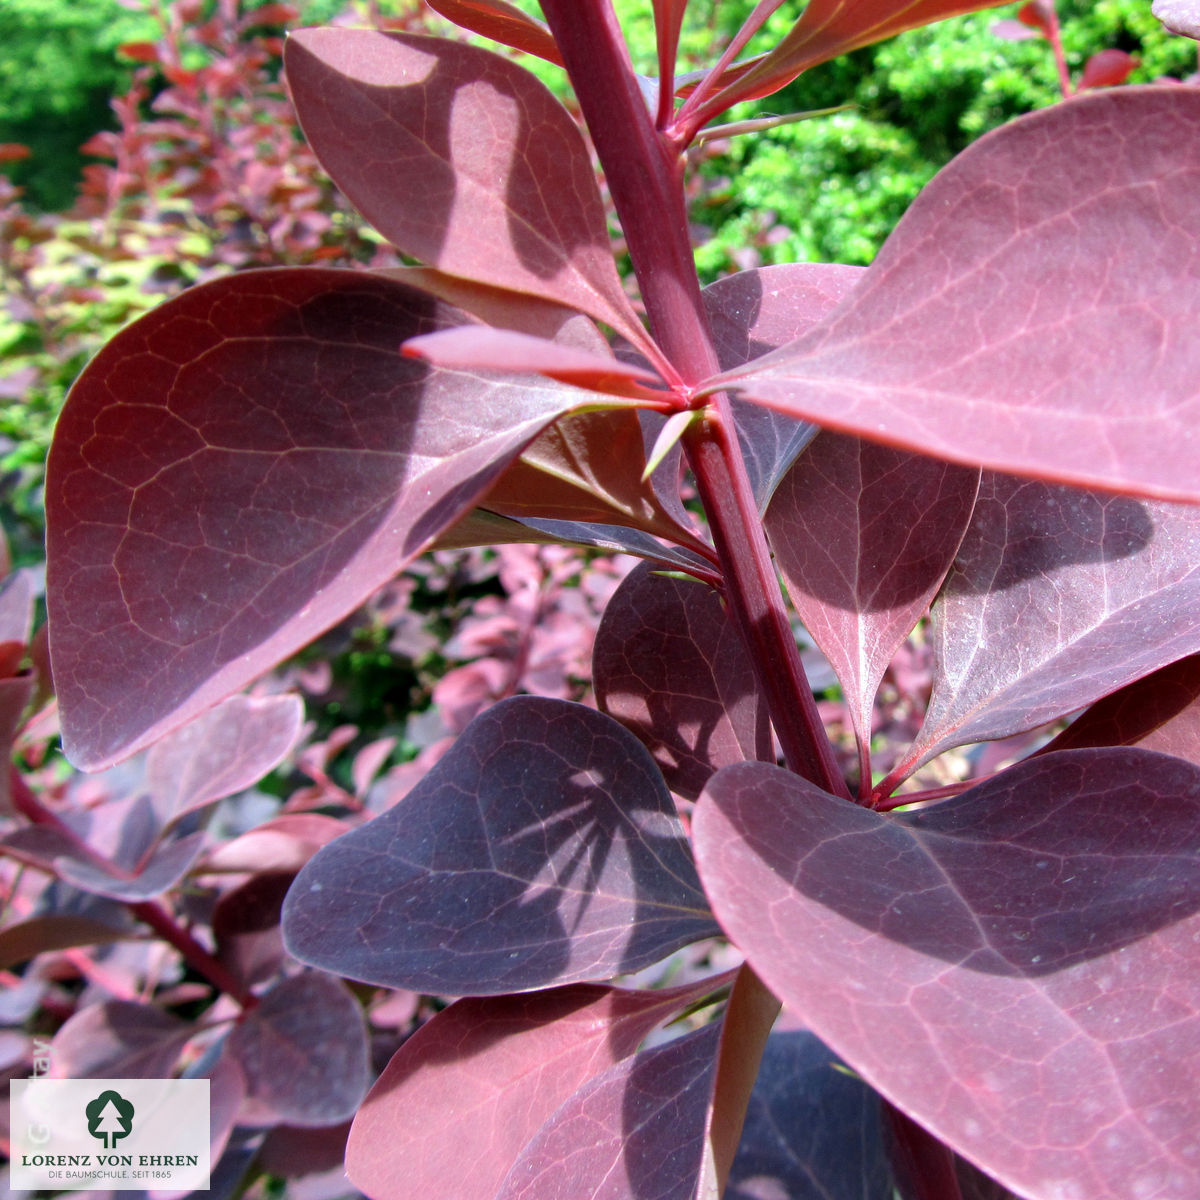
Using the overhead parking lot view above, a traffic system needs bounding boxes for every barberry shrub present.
[32,0,1200,1197]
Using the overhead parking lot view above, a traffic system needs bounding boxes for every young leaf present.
[593,561,771,799]
[46,269,616,769]
[495,1022,723,1200]
[713,89,1200,502]
[284,29,658,361]
[897,474,1200,779]
[225,972,370,1127]
[282,696,718,994]
[346,976,732,1200]
[144,694,304,827]
[702,263,865,508]
[687,0,1010,128]
[694,749,1200,1200]
[425,0,564,65]
[765,432,979,746]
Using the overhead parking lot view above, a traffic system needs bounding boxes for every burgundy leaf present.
[727,1028,893,1200]
[282,696,718,994]
[0,677,35,812]
[495,1022,722,1200]
[225,972,370,1127]
[258,1120,352,1180]
[1040,654,1200,764]
[694,750,1200,1200]
[46,269,609,769]
[1153,0,1200,37]
[766,432,978,748]
[1079,49,1138,90]
[714,89,1200,501]
[404,326,669,400]
[896,474,1200,779]
[0,568,33,670]
[703,263,865,508]
[284,29,657,361]
[425,0,564,65]
[144,694,304,826]
[204,813,346,874]
[49,1000,191,1079]
[347,975,732,1200]
[213,870,295,988]
[593,562,770,799]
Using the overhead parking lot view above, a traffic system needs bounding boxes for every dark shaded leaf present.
[727,1028,893,1200]
[226,972,370,1126]
[284,29,656,359]
[496,1022,722,1200]
[766,432,978,745]
[703,263,864,509]
[694,749,1200,1200]
[213,870,295,987]
[283,696,718,994]
[0,914,132,970]
[347,975,732,1200]
[594,562,770,799]
[1041,654,1200,764]
[715,90,1200,501]
[54,831,207,902]
[49,1000,191,1079]
[46,269,610,769]
[898,474,1200,778]
[144,694,304,826]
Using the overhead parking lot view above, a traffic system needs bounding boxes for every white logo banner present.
[10,1078,210,1191]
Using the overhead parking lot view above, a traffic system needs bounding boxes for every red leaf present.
[765,432,979,746]
[594,561,770,799]
[117,41,160,63]
[347,976,730,1200]
[425,0,564,66]
[284,30,657,363]
[1079,48,1138,90]
[46,269,611,769]
[694,749,1200,1200]
[714,89,1200,501]
[0,143,31,163]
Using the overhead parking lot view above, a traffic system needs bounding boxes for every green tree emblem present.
[85,1090,134,1150]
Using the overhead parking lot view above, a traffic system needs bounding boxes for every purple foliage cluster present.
[5,0,1200,1198]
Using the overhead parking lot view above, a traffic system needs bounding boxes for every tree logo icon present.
[85,1090,135,1149]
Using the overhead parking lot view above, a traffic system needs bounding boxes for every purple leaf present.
[284,29,658,361]
[694,749,1200,1200]
[897,474,1200,779]
[766,432,978,747]
[144,694,304,826]
[714,90,1200,501]
[282,696,718,994]
[495,1022,722,1200]
[225,972,370,1127]
[1041,654,1200,764]
[1153,0,1200,38]
[212,870,295,988]
[46,269,611,770]
[703,263,864,508]
[593,562,770,799]
[54,831,207,902]
[49,1000,191,1079]
[727,1028,893,1200]
[346,976,731,1200]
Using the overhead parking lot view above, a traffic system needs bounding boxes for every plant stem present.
[8,767,256,1009]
